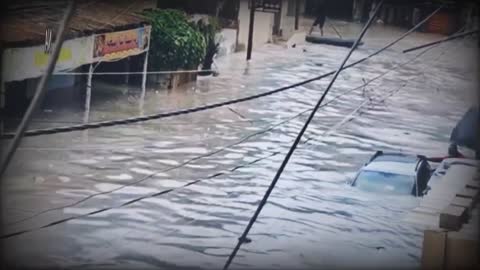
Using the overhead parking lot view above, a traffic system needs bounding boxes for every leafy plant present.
[142,9,206,71]
[194,17,221,75]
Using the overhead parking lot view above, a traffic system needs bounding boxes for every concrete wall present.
[216,28,238,58]
[237,0,274,49]
[279,0,294,39]
[277,0,306,40]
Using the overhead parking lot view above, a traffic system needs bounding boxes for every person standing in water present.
[309,1,326,36]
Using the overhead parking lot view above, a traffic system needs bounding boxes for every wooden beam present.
[422,230,447,270]
[439,205,468,230]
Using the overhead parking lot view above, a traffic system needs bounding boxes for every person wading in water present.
[309,0,327,36]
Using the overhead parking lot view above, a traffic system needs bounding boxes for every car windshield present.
[353,170,415,195]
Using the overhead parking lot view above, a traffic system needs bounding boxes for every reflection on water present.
[1,25,478,269]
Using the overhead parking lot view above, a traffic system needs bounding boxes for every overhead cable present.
[223,2,384,269]
[0,4,444,140]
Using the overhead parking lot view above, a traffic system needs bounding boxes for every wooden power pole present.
[247,0,255,60]
[295,0,300,30]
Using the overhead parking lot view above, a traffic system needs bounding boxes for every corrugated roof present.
[1,0,154,48]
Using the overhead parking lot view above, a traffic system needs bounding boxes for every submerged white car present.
[351,151,432,196]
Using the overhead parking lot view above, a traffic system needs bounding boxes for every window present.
[249,0,281,13]
[353,170,415,195]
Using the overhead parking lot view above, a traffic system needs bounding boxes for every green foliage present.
[143,9,206,71]
[193,17,221,72]
[206,16,222,33]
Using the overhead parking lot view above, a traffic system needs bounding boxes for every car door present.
[415,160,431,196]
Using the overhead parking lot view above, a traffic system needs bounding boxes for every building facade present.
[1,0,155,117]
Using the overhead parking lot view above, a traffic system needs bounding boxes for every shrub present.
[194,17,222,74]
[143,9,206,71]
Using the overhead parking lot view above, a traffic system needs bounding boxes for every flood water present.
[1,24,478,269]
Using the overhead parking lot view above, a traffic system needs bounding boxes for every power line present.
[3,48,425,151]
[403,29,479,53]
[222,2,384,269]
[1,39,447,238]
[6,85,351,226]
[2,14,451,246]
[3,18,449,228]
[106,81,418,245]
[53,69,217,76]
[356,5,444,61]
[0,4,450,240]
[228,4,466,270]
[0,75,328,139]
[0,5,444,140]
[3,110,307,227]
[1,117,269,130]
[4,51,419,227]
[0,79,407,239]
[302,39,454,144]
[75,76,420,250]
[0,151,281,240]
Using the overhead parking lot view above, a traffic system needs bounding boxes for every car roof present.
[363,161,418,176]
[373,153,419,163]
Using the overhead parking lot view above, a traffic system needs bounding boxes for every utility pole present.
[295,0,300,30]
[247,0,255,60]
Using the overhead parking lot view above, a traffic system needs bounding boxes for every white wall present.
[216,28,238,58]
[279,0,306,40]
[238,0,274,49]
[280,0,295,40]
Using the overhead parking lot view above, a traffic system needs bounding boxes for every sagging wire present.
[0,4,445,140]
[4,21,453,228]
[1,43,448,239]
[2,3,454,243]
[0,79,408,240]
[223,2,384,268]
[5,52,421,227]
[0,151,281,240]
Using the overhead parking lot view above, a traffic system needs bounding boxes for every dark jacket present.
[450,106,478,150]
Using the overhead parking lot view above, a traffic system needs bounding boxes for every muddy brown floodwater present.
[1,24,478,269]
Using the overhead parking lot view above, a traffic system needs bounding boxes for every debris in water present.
[34,176,45,184]
[106,174,133,181]
[58,176,71,183]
